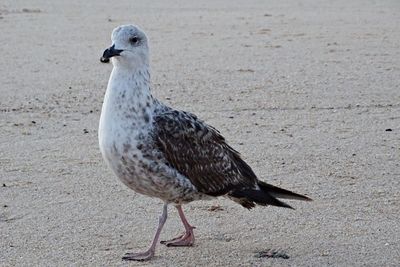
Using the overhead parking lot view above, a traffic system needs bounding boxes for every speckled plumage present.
[99,24,311,261]
[99,67,205,203]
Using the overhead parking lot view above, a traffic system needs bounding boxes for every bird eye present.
[130,37,139,44]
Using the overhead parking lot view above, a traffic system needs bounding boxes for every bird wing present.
[153,110,258,196]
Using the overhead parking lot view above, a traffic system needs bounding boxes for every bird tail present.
[229,181,312,210]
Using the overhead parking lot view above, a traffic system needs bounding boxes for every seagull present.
[99,24,311,261]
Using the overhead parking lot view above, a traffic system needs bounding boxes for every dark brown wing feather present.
[153,110,257,196]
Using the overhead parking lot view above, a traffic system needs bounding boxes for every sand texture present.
[1,0,399,266]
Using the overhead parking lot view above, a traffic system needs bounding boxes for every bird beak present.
[100,44,124,63]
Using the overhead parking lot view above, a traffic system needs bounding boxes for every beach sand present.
[1,0,399,266]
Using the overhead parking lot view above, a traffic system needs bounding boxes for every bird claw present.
[160,230,195,247]
[160,234,184,245]
[163,239,194,247]
[122,250,154,261]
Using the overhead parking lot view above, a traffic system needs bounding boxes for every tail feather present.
[229,181,311,210]
[230,188,294,209]
[258,181,312,202]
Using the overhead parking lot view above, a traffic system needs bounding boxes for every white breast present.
[98,66,155,190]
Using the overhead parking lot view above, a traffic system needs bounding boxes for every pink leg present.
[160,205,195,247]
[122,204,168,261]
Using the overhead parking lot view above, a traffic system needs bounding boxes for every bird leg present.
[122,203,168,261]
[160,205,195,247]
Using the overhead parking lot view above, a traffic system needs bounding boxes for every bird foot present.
[160,227,195,247]
[122,249,155,261]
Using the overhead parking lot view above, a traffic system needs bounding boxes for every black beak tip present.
[100,56,110,63]
[100,45,123,64]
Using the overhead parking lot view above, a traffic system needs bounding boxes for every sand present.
[1,0,399,266]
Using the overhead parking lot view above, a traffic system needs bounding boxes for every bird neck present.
[110,64,151,94]
[111,64,153,101]
[102,64,156,125]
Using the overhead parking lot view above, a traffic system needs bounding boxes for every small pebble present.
[255,249,289,259]
[83,129,89,134]
[385,128,392,132]
[208,205,224,212]
[22,8,41,13]
[238,68,255,72]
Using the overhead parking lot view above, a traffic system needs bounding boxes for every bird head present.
[101,25,149,70]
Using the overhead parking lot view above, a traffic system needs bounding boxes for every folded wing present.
[154,110,257,196]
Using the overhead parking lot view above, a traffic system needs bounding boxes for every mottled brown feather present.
[154,110,257,196]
